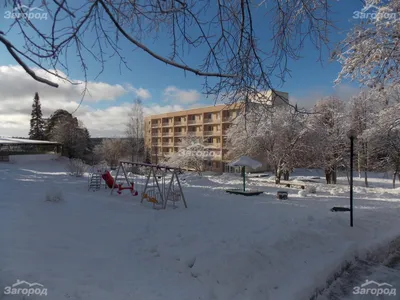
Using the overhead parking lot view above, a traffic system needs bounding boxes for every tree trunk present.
[131,143,135,162]
[325,169,331,184]
[357,151,362,178]
[393,170,398,189]
[332,168,337,184]
[364,170,369,188]
[283,170,289,181]
[275,167,282,184]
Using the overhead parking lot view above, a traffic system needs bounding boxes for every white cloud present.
[144,104,185,116]
[0,65,153,137]
[0,66,187,137]
[131,87,152,100]
[0,65,131,103]
[76,104,185,137]
[163,86,201,104]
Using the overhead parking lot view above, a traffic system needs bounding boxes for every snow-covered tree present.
[227,106,308,183]
[363,102,400,188]
[28,92,45,140]
[126,98,144,162]
[335,0,400,89]
[349,89,387,186]
[164,135,208,175]
[48,110,90,159]
[308,97,349,184]
[94,139,127,169]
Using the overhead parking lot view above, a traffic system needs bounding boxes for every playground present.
[1,159,400,300]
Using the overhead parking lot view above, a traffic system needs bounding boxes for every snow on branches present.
[334,0,400,88]
[227,105,308,183]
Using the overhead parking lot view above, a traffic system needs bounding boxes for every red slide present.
[102,171,138,195]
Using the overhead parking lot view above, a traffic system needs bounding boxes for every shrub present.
[66,158,87,177]
[306,185,317,194]
[45,186,64,202]
[298,190,307,197]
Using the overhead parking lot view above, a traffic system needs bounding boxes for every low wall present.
[9,153,61,163]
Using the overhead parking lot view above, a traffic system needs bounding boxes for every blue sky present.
[0,0,368,137]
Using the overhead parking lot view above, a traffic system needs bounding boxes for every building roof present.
[145,102,243,119]
[0,137,61,145]
[145,90,289,119]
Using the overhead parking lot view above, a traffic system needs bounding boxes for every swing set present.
[110,161,188,209]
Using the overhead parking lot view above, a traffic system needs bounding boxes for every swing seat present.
[147,197,158,204]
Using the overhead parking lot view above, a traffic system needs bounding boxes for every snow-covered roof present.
[228,156,262,169]
[0,137,61,145]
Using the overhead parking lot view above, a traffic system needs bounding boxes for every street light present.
[347,129,356,227]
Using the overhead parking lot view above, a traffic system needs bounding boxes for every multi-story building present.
[144,90,288,172]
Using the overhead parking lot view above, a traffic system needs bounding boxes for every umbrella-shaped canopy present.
[228,156,262,169]
[228,156,262,191]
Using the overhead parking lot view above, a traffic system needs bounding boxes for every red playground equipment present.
[101,171,138,195]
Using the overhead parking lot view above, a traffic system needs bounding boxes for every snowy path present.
[1,161,400,300]
[317,243,400,300]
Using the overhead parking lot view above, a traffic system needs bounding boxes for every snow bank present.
[1,161,400,300]
[9,153,60,163]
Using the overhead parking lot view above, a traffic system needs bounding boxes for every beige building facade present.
[144,91,289,172]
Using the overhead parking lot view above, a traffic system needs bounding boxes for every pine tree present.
[29,92,45,140]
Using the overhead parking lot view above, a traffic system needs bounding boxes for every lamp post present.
[347,129,356,227]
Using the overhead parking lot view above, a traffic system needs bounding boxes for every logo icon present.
[361,4,380,13]
[4,3,48,20]
[353,279,396,297]
[353,4,397,20]
[4,279,48,296]
[12,4,44,12]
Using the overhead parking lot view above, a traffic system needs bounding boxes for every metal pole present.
[242,166,246,192]
[350,136,354,227]
[110,164,121,195]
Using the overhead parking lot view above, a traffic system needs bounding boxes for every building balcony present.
[222,116,234,122]
[162,122,173,127]
[162,132,173,137]
[204,118,220,124]
[174,132,185,136]
[187,131,203,136]
[151,133,160,137]
[162,142,174,146]
[188,120,201,125]
[204,143,221,148]
[204,131,221,136]
[174,121,186,126]
[151,123,160,128]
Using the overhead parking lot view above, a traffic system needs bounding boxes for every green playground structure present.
[225,156,264,196]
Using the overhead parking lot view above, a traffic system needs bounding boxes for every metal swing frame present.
[111,161,187,209]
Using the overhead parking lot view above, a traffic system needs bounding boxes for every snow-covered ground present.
[1,160,400,300]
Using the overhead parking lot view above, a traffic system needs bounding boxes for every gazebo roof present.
[228,156,262,169]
